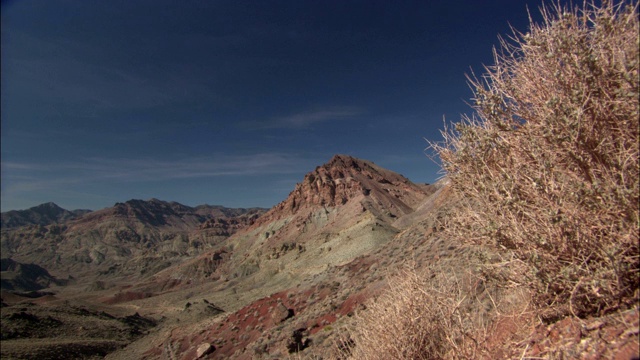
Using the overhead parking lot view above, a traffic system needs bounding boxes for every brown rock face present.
[255,154,430,226]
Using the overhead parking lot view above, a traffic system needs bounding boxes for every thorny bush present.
[430,0,639,320]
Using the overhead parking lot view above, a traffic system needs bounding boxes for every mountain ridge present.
[0,199,269,281]
[1,202,91,229]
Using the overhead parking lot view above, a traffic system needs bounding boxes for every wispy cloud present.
[1,152,321,211]
[1,153,308,194]
[8,153,302,178]
[244,106,363,129]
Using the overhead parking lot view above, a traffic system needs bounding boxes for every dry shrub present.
[333,255,532,360]
[334,268,468,360]
[430,0,639,320]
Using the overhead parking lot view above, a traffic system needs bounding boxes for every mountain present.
[0,200,267,281]
[0,202,90,229]
[258,154,432,221]
[0,155,461,359]
[105,155,449,359]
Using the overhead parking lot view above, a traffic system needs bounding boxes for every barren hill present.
[0,258,65,292]
[162,154,435,286]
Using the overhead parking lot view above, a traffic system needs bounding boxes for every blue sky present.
[2,0,568,211]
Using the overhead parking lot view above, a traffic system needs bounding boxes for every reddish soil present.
[525,307,639,359]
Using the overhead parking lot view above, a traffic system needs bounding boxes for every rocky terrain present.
[1,154,637,359]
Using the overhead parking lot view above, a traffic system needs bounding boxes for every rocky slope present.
[98,155,445,359]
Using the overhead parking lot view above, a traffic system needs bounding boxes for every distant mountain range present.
[1,198,268,282]
[1,199,265,230]
[1,202,91,229]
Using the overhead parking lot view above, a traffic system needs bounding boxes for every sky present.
[1,0,572,211]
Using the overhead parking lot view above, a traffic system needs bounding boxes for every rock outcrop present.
[256,154,431,225]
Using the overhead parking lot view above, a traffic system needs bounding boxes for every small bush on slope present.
[332,253,533,360]
[431,0,638,320]
[333,265,481,360]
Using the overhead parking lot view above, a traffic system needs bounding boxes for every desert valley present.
[2,154,638,359]
[1,154,451,359]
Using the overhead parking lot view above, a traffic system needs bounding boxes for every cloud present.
[0,153,309,197]
[4,153,302,180]
[244,107,363,129]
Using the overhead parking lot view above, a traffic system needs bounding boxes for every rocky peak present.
[260,154,424,220]
[32,202,65,213]
[1,202,75,229]
[288,155,371,210]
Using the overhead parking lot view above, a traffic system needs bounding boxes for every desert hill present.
[158,154,435,287]
[1,202,91,229]
[95,154,449,359]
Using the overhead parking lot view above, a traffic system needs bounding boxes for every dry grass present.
[430,0,639,320]
[334,267,472,360]
[331,254,533,360]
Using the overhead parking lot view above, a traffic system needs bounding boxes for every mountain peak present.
[327,153,359,165]
[256,154,425,223]
[32,202,64,211]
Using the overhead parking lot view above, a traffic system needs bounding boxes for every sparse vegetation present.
[340,0,638,358]
[433,0,639,320]
[335,266,478,359]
